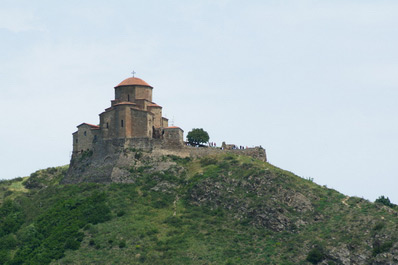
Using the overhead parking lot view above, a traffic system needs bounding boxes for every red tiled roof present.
[165,126,181,129]
[116,77,152,88]
[114,102,136,107]
[148,103,162,108]
[78,123,100,128]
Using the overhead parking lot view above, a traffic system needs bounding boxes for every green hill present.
[1,153,397,264]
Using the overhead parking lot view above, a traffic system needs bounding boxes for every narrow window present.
[106,122,109,128]
[76,139,78,143]
[121,120,124,127]
[84,131,87,136]
[128,94,130,101]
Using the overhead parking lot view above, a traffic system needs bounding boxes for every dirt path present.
[341,196,349,206]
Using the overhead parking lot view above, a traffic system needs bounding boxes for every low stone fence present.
[151,145,267,162]
[185,146,267,162]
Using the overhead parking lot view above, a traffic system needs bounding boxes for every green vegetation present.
[1,154,398,264]
[375,195,396,208]
[186,128,209,146]
[306,245,325,264]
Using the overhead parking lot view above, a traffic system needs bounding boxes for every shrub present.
[306,246,325,264]
[0,234,17,250]
[3,190,13,198]
[373,222,385,231]
[65,238,80,250]
[135,152,143,159]
[79,150,93,161]
[119,240,126,248]
[117,210,126,217]
[0,200,25,237]
[372,241,393,256]
[0,249,10,264]
[375,196,395,208]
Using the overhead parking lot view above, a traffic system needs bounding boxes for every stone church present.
[65,75,266,183]
[72,76,184,153]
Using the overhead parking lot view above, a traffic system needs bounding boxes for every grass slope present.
[0,154,397,264]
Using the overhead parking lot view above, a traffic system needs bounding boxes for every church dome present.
[116,77,152,87]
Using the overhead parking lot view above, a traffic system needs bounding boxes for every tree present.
[187,128,209,146]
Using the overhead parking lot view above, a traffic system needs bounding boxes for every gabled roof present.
[77,123,100,129]
[115,77,152,88]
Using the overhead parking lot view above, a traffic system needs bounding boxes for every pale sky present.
[1,0,398,203]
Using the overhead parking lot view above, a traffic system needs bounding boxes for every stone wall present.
[99,108,115,139]
[185,146,267,162]
[148,106,162,128]
[65,137,267,184]
[115,85,136,103]
[163,128,184,148]
[162,117,169,127]
[73,124,97,152]
[135,86,153,101]
[131,108,152,138]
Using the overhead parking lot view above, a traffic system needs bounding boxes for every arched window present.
[84,131,87,136]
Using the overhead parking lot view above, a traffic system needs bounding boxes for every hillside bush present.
[373,241,393,256]
[306,246,326,264]
[0,200,24,237]
[119,240,126,248]
[375,196,395,208]
[10,191,111,264]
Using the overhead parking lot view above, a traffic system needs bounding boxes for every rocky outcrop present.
[63,138,266,184]
[188,167,313,232]
[63,141,183,184]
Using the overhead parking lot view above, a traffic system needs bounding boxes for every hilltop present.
[1,151,398,264]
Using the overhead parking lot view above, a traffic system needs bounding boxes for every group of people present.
[186,141,250,150]
[208,142,217,147]
[231,145,247,150]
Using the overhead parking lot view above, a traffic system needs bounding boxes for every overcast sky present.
[1,0,398,203]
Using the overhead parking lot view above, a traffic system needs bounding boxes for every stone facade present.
[72,77,183,153]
